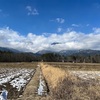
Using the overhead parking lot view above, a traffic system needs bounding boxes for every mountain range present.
[0,47,20,53]
[0,47,100,56]
[36,49,100,56]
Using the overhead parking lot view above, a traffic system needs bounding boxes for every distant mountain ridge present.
[0,47,100,56]
[0,47,21,53]
[36,50,55,55]
[36,49,100,56]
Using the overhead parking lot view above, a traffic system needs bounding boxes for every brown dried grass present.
[0,62,38,69]
[40,62,68,88]
[40,62,100,100]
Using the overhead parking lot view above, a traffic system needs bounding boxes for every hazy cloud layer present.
[0,27,100,53]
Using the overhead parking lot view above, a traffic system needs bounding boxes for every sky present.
[0,0,100,52]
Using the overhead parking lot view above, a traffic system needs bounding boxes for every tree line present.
[0,51,100,63]
[41,53,100,63]
[0,51,40,62]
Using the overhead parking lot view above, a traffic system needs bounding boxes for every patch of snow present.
[0,73,20,85]
[10,69,34,91]
[38,73,47,96]
[0,89,8,100]
[0,95,4,100]
[38,78,45,95]
[71,71,100,80]
[10,78,27,91]
[0,68,34,91]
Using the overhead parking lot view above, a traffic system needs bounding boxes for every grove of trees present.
[0,51,100,63]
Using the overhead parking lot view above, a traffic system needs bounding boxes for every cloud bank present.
[0,27,100,53]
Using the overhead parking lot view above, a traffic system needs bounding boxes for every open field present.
[40,62,100,100]
[0,63,37,99]
[0,62,100,100]
[46,62,100,71]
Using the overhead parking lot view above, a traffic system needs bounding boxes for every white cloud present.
[56,18,65,23]
[93,27,100,33]
[72,24,80,27]
[0,27,100,53]
[26,6,39,16]
[50,18,65,24]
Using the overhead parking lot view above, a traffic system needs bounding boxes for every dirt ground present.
[0,62,100,100]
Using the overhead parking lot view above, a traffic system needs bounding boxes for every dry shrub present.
[52,77,100,100]
[40,63,68,88]
[40,63,100,100]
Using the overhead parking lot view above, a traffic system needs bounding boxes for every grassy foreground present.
[0,62,100,100]
[40,62,100,100]
[0,62,38,69]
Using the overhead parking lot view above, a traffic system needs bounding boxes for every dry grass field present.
[0,62,100,100]
[40,62,100,100]
[0,62,38,69]
[46,62,100,71]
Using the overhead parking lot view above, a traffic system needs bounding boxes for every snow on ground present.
[38,74,45,95]
[38,72,47,96]
[71,71,100,80]
[0,68,35,91]
[10,69,34,91]
[38,78,45,95]
[0,89,8,100]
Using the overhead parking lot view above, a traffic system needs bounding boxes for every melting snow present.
[38,73,46,96]
[0,89,8,100]
[38,79,45,95]
[0,68,34,91]
[71,71,100,80]
[10,69,34,91]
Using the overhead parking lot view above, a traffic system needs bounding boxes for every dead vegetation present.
[46,62,100,71]
[0,62,100,100]
[0,62,38,69]
[40,62,100,100]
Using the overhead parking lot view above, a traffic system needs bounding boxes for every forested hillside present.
[41,53,100,63]
[0,51,40,62]
[0,50,100,63]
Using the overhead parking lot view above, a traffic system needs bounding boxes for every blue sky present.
[1,0,100,34]
[0,0,100,52]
